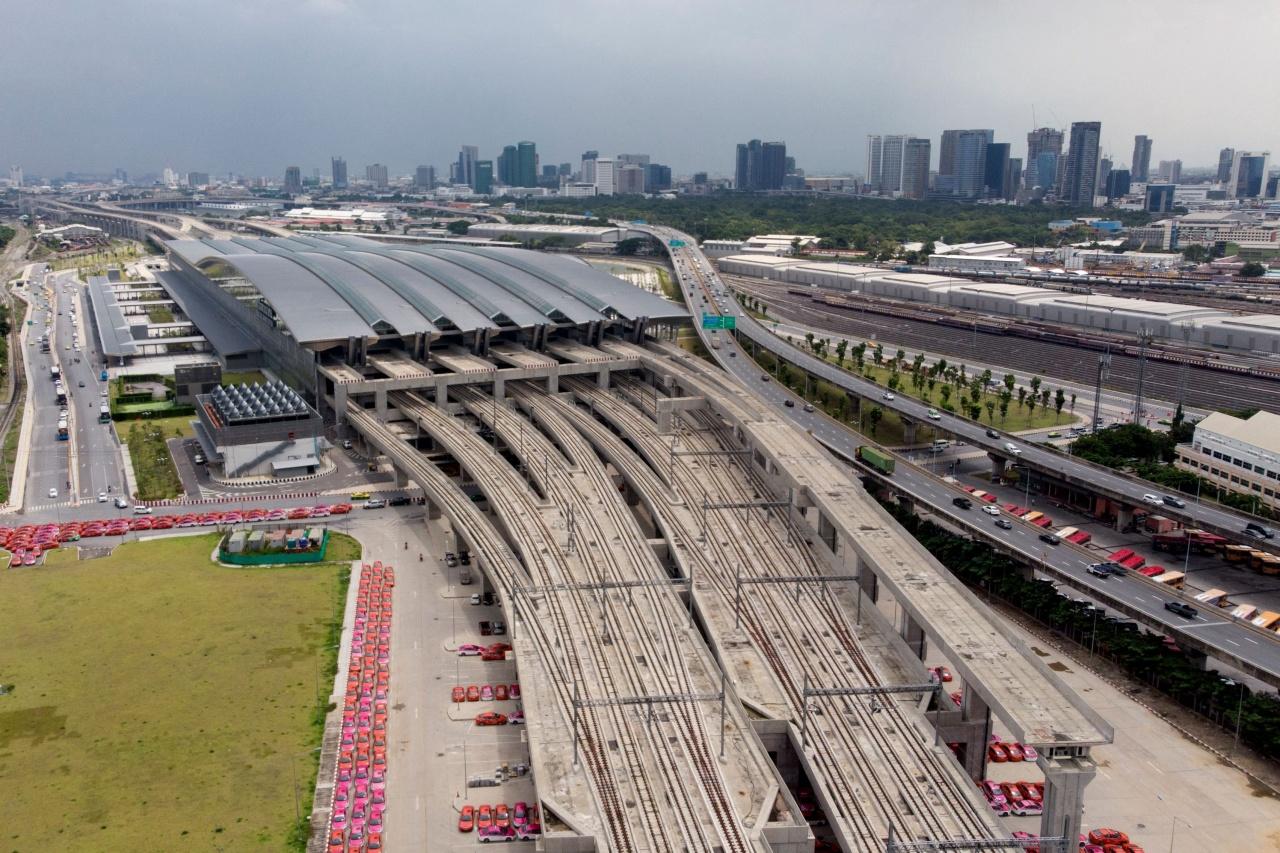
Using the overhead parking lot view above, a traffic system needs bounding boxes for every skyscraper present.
[1131,135,1152,183]
[415,165,435,189]
[458,145,479,189]
[1105,169,1131,200]
[735,139,762,190]
[934,129,991,197]
[1228,151,1271,198]
[1156,159,1182,184]
[616,164,645,194]
[878,135,908,194]
[983,142,1011,198]
[1025,128,1064,190]
[1034,152,1059,194]
[473,161,493,194]
[594,157,615,195]
[1145,183,1176,213]
[1096,157,1112,198]
[900,138,931,200]
[331,156,348,189]
[581,151,599,185]
[864,135,883,191]
[365,163,388,188]
[284,165,302,194]
[497,145,517,186]
[644,163,672,193]
[1063,121,1102,206]
[1005,158,1022,200]
[516,141,538,188]
[761,142,787,190]
[1217,148,1235,184]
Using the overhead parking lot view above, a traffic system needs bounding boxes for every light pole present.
[1223,678,1246,753]
[291,746,322,826]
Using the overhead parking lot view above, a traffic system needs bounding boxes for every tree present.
[999,393,1011,425]
[1040,388,1051,410]
[867,406,884,437]
[985,400,996,423]
[1004,373,1016,393]
[1240,261,1266,278]
[835,339,848,368]
[888,373,901,393]
[895,348,906,368]
[446,219,470,235]
[1054,388,1066,419]
[1181,244,1209,263]
[873,343,884,367]
[968,403,982,421]
[940,385,952,408]
[1030,375,1042,399]
[805,331,815,351]
[1070,392,1077,412]
[1017,387,1027,408]
[1026,392,1037,423]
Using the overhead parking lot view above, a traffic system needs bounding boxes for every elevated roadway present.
[640,225,1280,689]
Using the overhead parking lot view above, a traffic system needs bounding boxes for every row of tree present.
[880,498,1280,760]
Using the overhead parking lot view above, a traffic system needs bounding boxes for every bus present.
[56,418,68,441]
[98,403,111,424]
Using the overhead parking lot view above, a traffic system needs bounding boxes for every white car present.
[97,492,108,502]
[882,392,896,401]
[1004,442,1022,455]
[48,487,58,499]
[926,408,942,420]
[982,505,1002,516]
[132,505,153,515]
[1141,493,1162,505]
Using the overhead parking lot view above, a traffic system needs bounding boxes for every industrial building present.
[717,254,1280,354]
[1178,410,1280,512]
[193,380,326,478]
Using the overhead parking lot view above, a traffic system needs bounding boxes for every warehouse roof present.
[1195,410,1280,455]
[165,236,684,344]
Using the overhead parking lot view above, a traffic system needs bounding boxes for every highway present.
[641,225,1280,687]
[21,268,126,511]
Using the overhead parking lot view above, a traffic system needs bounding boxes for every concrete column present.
[989,453,1007,480]
[435,380,448,407]
[1038,752,1096,846]
[546,368,559,395]
[395,469,409,488]
[902,418,917,445]
[374,388,388,422]
[335,384,349,424]
[425,497,441,520]
[597,367,609,389]
[900,611,927,660]
[493,377,505,400]
[858,567,878,603]
[1115,506,1134,532]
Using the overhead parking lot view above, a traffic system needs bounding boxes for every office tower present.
[617,164,645,194]
[900,137,931,199]
[934,129,991,197]
[938,130,961,178]
[644,163,672,192]
[331,157,348,189]
[558,163,572,176]
[1228,151,1271,198]
[474,161,493,194]
[865,135,883,191]
[1062,121,1102,206]
[163,167,177,185]
[784,155,796,174]
[594,158,615,195]
[581,151,599,185]
[693,172,709,185]
[1217,148,1235,184]
[497,145,517,185]
[187,171,210,188]
[1005,158,1022,200]
[735,139,762,190]
[7,165,22,187]
[1105,169,1131,199]
[879,135,908,194]
[112,167,128,184]
[1145,183,1176,212]
[1156,159,1182,184]
[1026,128,1064,190]
[365,163,388,188]
[1096,157,1112,197]
[617,153,650,167]
[761,142,787,190]
[516,141,537,188]
[1131,135,1152,182]
[283,165,302,194]
[1034,152,1058,194]
[457,145,479,189]
[415,165,435,189]
[983,142,1011,198]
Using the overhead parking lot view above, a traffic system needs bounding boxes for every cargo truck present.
[855,445,895,475]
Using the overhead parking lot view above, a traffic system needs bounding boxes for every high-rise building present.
[735,139,761,190]
[934,129,991,197]
[864,135,883,191]
[878,135,908,194]
[1156,159,1182,184]
[1005,158,1022,200]
[331,157,348,189]
[365,163,388,188]
[9,165,24,187]
[1096,157,1112,197]
[617,153,650,167]
[1131,135,1152,182]
[1105,169,1131,200]
[593,158,615,195]
[1145,183,1176,213]
[761,142,787,190]
[983,142,1011,198]
[938,130,961,178]
[284,165,302,194]
[558,163,572,177]
[617,164,645,194]
[474,161,493,194]
[900,137,931,199]
[1228,151,1270,198]
[458,145,479,189]
[112,167,128,184]
[415,165,435,189]
[187,171,210,188]
[1025,127,1064,190]
[644,163,672,193]
[1062,121,1102,206]
[497,145,517,186]
[516,141,537,188]
[1034,152,1059,195]
[581,151,599,185]
[1217,148,1235,184]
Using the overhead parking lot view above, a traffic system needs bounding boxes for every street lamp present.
[1222,678,1246,754]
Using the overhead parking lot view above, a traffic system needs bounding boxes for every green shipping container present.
[856,445,895,475]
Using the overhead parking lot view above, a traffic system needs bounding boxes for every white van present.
[931,439,950,452]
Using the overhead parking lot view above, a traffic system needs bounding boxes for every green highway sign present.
[701,314,736,330]
[669,239,686,248]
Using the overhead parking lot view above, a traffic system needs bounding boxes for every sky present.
[4,0,1278,181]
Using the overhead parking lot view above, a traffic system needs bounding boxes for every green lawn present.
[222,370,268,387]
[125,421,184,500]
[0,534,350,851]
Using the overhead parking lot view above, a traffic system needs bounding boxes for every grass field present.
[0,533,349,851]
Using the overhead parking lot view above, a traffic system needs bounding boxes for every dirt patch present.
[1047,661,1072,672]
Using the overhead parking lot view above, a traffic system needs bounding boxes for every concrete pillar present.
[858,568,878,603]
[546,369,559,395]
[989,453,1007,480]
[1038,752,1096,846]
[395,469,409,488]
[902,418,917,445]
[900,611,927,660]
[1115,506,1134,532]
[597,367,609,389]
[493,377,505,400]
[425,497,441,520]
[435,380,448,407]
[335,384,349,424]
[374,387,388,422]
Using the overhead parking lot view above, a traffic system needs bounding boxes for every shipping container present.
[1153,571,1185,589]
[855,445,895,475]
[1144,515,1178,534]
[247,529,265,551]
[226,531,247,554]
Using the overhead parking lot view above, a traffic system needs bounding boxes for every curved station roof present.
[166,235,684,344]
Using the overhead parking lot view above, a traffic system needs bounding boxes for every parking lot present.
[384,514,538,853]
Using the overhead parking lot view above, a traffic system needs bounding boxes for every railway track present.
[727,278,1280,413]
[557,368,1000,848]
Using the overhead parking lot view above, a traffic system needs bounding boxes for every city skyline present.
[3,0,1278,179]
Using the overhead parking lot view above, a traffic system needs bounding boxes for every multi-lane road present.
[21,267,126,511]
[642,225,1280,685]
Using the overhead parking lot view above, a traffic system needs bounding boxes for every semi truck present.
[855,445,895,475]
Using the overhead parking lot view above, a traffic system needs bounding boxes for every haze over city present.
[4,0,1279,177]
